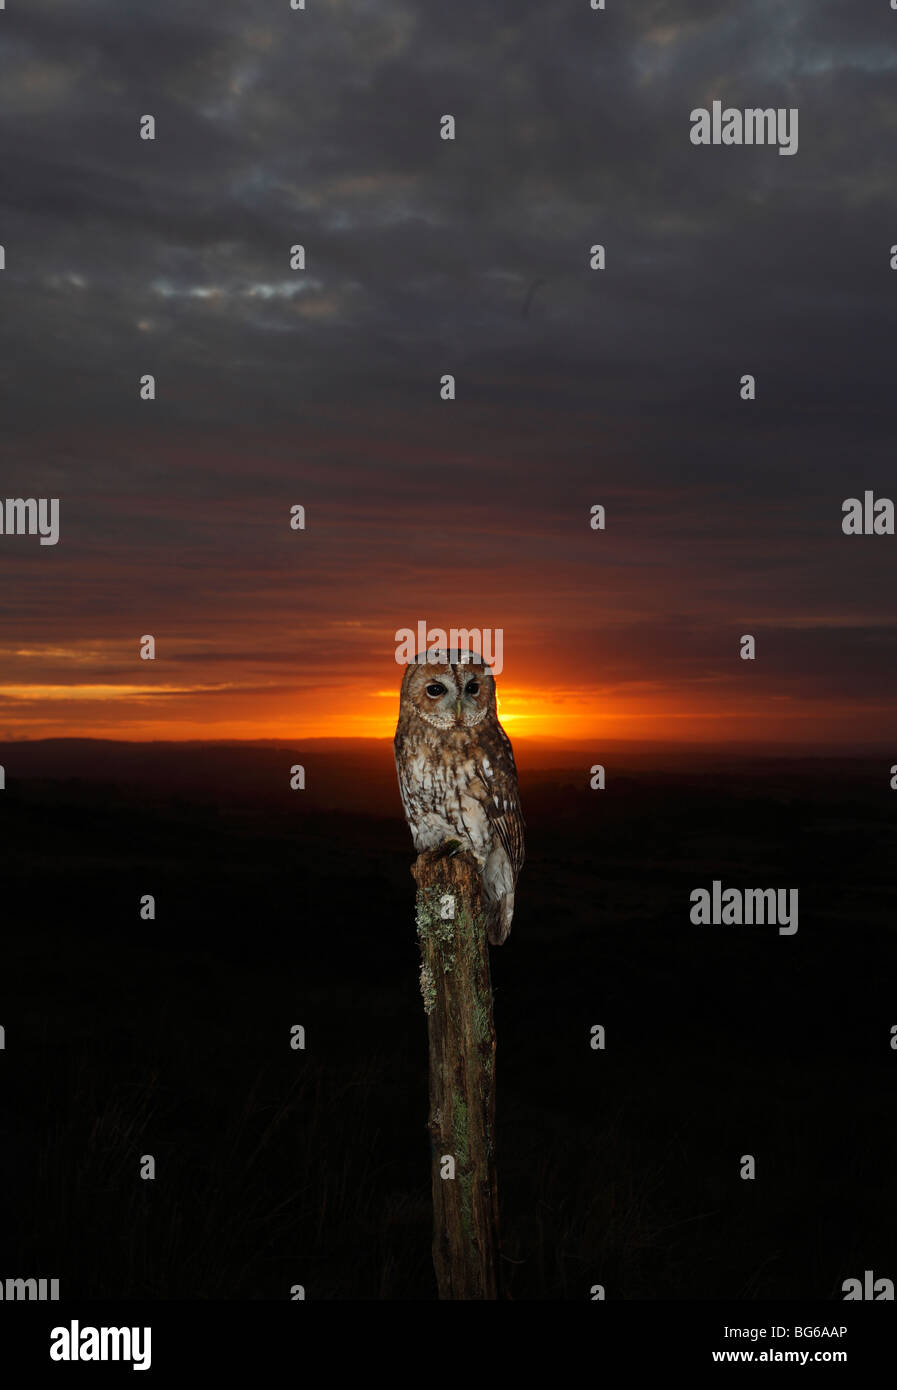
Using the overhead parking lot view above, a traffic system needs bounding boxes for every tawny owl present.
[394,652,524,945]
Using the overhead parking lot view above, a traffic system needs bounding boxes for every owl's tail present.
[483,845,515,945]
[486,890,514,946]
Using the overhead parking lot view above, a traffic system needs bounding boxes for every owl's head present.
[399,650,496,731]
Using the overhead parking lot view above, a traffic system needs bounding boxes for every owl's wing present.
[394,740,419,827]
[471,727,525,881]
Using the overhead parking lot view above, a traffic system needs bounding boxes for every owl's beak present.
[455,698,463,722]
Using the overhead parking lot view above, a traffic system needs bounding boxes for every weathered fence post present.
[412,847,501,1300]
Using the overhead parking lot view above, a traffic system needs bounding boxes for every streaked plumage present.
[394,652,524,944]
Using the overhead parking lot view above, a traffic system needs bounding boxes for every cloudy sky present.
[1,0,895,742]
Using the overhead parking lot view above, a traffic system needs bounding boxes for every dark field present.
[1,739,895,1299]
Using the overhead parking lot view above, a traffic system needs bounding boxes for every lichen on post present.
[412,846,500,1300]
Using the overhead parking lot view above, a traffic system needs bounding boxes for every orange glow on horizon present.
[1,675,891,745]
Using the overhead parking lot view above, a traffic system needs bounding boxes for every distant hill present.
[0,736,888,817]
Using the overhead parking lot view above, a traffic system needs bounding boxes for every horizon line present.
[0,734,892,754]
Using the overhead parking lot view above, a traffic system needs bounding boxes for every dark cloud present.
[0,0,894,738]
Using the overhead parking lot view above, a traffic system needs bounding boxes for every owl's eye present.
[465,681,480,696]
[425,683,446,698]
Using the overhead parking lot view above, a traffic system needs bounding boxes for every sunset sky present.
[1,0,895,746]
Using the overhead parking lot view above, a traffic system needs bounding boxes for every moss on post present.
[412,848,501,1300]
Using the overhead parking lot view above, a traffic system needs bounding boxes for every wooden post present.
[412,847,501,1300]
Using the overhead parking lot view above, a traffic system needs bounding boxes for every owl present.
[394,652,524,945]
